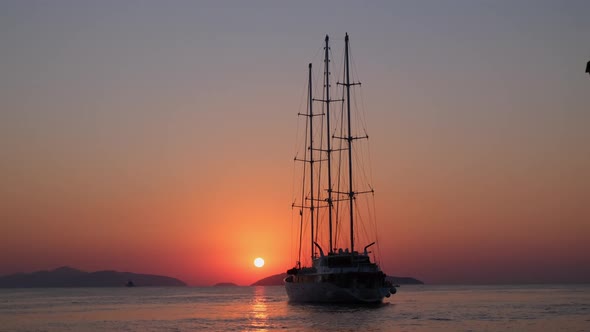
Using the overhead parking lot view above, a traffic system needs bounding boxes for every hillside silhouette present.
[0,266,186,287]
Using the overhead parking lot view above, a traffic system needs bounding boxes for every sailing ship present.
[285,33,397,303]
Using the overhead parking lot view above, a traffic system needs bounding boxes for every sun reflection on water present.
[249,286,269,331]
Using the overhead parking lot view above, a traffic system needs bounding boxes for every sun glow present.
[254,257,265,268]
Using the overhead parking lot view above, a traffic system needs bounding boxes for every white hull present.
[285,279,389,304]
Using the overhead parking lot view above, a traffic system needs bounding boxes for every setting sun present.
[254,257,265,268]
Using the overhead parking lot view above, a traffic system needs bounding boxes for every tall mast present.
[308,63,315,260]
[324,35,334,254]
[344,33,355,253]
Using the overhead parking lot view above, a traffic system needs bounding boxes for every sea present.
[1,285,589,331]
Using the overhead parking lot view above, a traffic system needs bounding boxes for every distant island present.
[0,266,187,288]
[250,273,423,286]
[213,282,238,287]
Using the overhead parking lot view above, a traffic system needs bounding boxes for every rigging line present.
[291,81,307,206]
[352,78,376,200]
[364,116,376,208]
[348,42,381,265]
[352,140,372,193]
[301,217,309,266]
[293,71,309,157]
[312,66,323,108]
[292,71,309,267]
[355,199,369,250]
[347,43,371,137]
[349,57,375,191]
[371,190,381,265]
[357,67,370,136]
[290,201,293,264]
[353,87,369,146]
[347,86,372,192]
[329,44,343,102]
[306,44,324,75]
[308,62,315,261]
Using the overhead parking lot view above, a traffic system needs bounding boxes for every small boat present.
[285,34,397,303]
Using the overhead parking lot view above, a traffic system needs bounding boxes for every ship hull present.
[285,278,388,304]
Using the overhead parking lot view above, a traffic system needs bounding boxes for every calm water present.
[1,285,589,331]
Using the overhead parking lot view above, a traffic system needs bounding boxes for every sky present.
[1,0,589,286]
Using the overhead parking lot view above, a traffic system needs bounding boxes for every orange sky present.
[1,1,589,285]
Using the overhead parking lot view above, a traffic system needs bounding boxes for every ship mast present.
[323,35,334,254]
[344,33,355,253]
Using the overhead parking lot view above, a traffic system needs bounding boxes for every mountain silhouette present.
[0,266,186,287]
